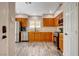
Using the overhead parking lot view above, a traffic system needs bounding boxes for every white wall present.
[38,27,57,32]
[78,3,79,56]
[73,3,78,56]
[8,2,15,56]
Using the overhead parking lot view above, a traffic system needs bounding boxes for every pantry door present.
[63,2,78,56]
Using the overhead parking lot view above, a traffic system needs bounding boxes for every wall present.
[38,27,58,32]
[78,3,79,56]
[73,3,78,56]
[8,2,15,56]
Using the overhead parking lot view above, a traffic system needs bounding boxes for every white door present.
[63,2,78,56]
[0,3,8,55]
[0,2,15,56]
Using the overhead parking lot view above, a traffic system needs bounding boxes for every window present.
[35,20,41,28]
[29,20,35,28]
[29,20,41,29]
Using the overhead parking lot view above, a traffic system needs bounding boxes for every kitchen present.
[15,2,63,56]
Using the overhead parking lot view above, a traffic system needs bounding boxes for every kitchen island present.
[28,32,54,42]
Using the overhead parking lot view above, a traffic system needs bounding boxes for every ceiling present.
[15,2,62,16]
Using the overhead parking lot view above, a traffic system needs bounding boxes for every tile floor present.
[15,42,63,56]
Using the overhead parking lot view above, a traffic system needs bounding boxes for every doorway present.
[14,3,78,55]
[15,2,64,56]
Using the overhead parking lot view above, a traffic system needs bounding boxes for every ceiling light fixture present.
[25,2,31,5]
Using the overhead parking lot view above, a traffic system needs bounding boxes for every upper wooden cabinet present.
[54,18,59,26]
[43,18,55,27]
[43,12,63,27]
[21,18,28,27]
[56,12,63,26]
[16,18,28,27]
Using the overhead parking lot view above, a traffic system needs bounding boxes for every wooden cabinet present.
[59,33,63,52]
[43,12,63,27]
[43,18,54,27]
[16,18,22,22]
[43,18,49,26]
[54,18,59,26]
[21,18,28,27]
[56,12,63,26]
[35,32,40,42]
[28,32,35,42]
[29,32,53,42]
[16,18,28,27]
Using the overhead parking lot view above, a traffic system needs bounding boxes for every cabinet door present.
[54,17,59,26]
[43,18,54,27]
[29,32,35,42]
[21,18,28,27]
[16,18,28,27]
[35,32,40,42]
[40,32,44,41]
[49,18,54,26]
[59,33,63,52]
[43,18,50,26]
[59,39,63,52]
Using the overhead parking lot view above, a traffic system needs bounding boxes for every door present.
[0,3,8,55]
[63,3,78,56]
[0,2,15,56]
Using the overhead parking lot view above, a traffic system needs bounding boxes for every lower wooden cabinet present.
[28,32,53,42]
[28,32,35,42]
[59,33,63,52]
